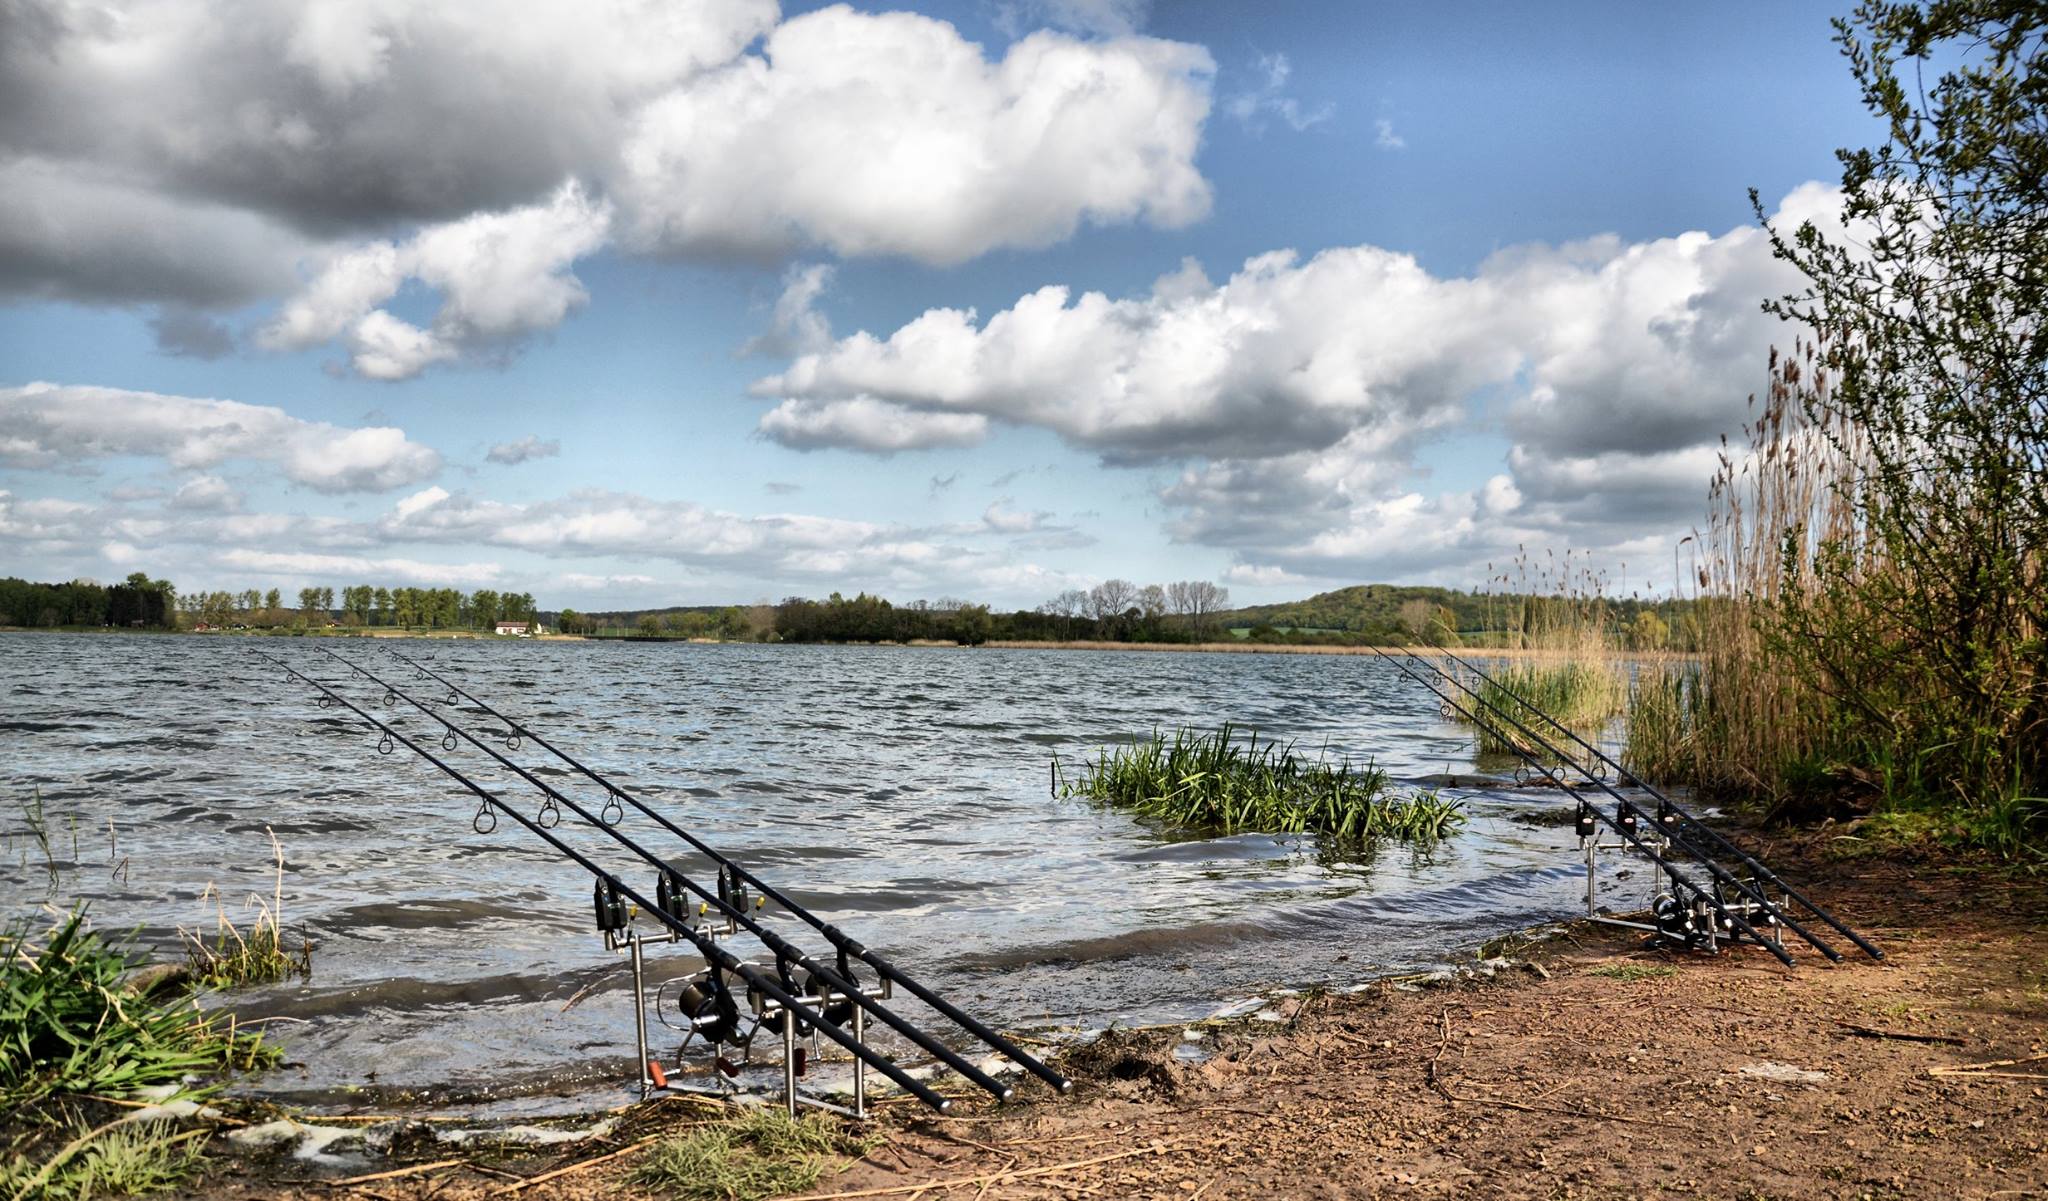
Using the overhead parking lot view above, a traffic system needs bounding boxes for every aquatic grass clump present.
[1466,659,1625,756]
[177,828,311,991]
[628,1108,881,1201]
[1,910,278,1109]
[1056,724,1464,843]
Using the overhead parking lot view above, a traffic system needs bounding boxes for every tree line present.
[177,584,540,630]
[0,573,176,629]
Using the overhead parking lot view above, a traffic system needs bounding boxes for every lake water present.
[0,633,1646,1111]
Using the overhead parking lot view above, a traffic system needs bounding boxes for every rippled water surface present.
[1,634,1642,1110]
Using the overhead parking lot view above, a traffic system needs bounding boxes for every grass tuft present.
[1056,724,1464,844]
[2,1121,208,1201]
[1467,660,1626,756]
[177,828,310,990]
[628,1108,881,1201]
[1,910,279,1109]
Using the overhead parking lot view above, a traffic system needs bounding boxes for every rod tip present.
[1056,1079,1074,1095]
[998,1087,1015,1103]
[934,1098,953,1114]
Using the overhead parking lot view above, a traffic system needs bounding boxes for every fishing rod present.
[1425,645,1883,962]
[1367,646,1798,967]
[382,646,1073,1096]
[317,647,1018,1104]
[253,649,956,1112]
[1394,648,1845,964]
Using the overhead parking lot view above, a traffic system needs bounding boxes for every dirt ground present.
[174,830,2048,1199]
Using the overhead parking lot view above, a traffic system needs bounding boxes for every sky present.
[0,0,1883,612]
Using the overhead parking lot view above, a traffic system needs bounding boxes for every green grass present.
[2,1120,209,1201]
[1055,724,1465,843]
[628,1109,881,1201]
[1,910,279,1109]
[1466,661,1625,756]
[1584,963,1676,982]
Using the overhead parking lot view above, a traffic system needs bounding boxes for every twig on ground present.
[1928,1052,2048,1076]
[1426,1003,1657,1127]
[326,1159,467,1188]
[484,1135,661,1196]
[1834,1020,1966,1046]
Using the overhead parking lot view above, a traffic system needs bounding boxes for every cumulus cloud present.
[2,0,1216,353]
[615,9,1213,264]
[761,187,1837,585]
[259,182,612,378]
[148,310,236,360]
[756,246,1513,461]
[485,436,563,466]
[1374,118,1405,151]
[0,382,442,493]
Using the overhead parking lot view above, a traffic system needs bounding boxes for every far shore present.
[984,638,1701,660]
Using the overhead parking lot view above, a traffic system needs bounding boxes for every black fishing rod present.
[1392,647,1841,963]
[383,646,1073,1096]
[253,649,955,1112]
[1367,646,1798,967]
[318,647,1018,1104]
[1426,645,1883,962]
[1399,648,1848,964]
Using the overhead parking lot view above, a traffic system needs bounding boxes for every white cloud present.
[215,548,504,586]
[756,245,1513,460]
[1223,52,1332,134]
[982,499,1051,534]
[740,263,836,358]
[484,436,563,466]
[757,398,990,454]
[762,187,1836,585]
[260,181,612,378]
[0,382,442,493]
[3,0,1216,348]
[170,475,242,512]
[615,8,1213,264]
[1374,118,1405,150]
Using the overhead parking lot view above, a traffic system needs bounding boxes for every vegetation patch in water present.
[1466,660,1624,756]
[1056,724,1463,843]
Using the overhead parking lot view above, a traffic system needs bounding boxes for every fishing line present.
[1427,645,1881,961]
[382,646,1073,1096]
[256,648,957,1112]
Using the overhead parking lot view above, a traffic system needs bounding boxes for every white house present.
[493,620,537,636]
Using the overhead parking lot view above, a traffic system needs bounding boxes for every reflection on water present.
[0,634,1643,1109]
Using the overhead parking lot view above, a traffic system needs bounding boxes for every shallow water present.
[0,634,1653,1110]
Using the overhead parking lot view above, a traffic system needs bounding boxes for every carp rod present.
[1391,648,1847,964]
[1425,645,1883,963]
[1366,646,1798,967]
[382,646,1074,1096]
[253,649,956,1112]
[315,647,1019,1104]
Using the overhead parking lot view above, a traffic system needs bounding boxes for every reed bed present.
[1055,724,1464,843]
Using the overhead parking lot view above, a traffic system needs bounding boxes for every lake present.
[1,633,1634,1111]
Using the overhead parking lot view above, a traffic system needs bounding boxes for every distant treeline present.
[1223,584,1703,650]
[0,573,175,629]
[174,584,540,630]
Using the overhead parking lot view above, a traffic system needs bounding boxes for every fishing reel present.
[669,965,745,1047]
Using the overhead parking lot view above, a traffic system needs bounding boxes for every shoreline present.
[45,824,2041,1199]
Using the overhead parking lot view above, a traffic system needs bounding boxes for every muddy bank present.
[56,829,2048,1199]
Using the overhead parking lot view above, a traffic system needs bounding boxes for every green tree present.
[373,587,392,626]
[1754,1,2047,841]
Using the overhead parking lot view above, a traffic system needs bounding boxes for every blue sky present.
[0,1,1877,611]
